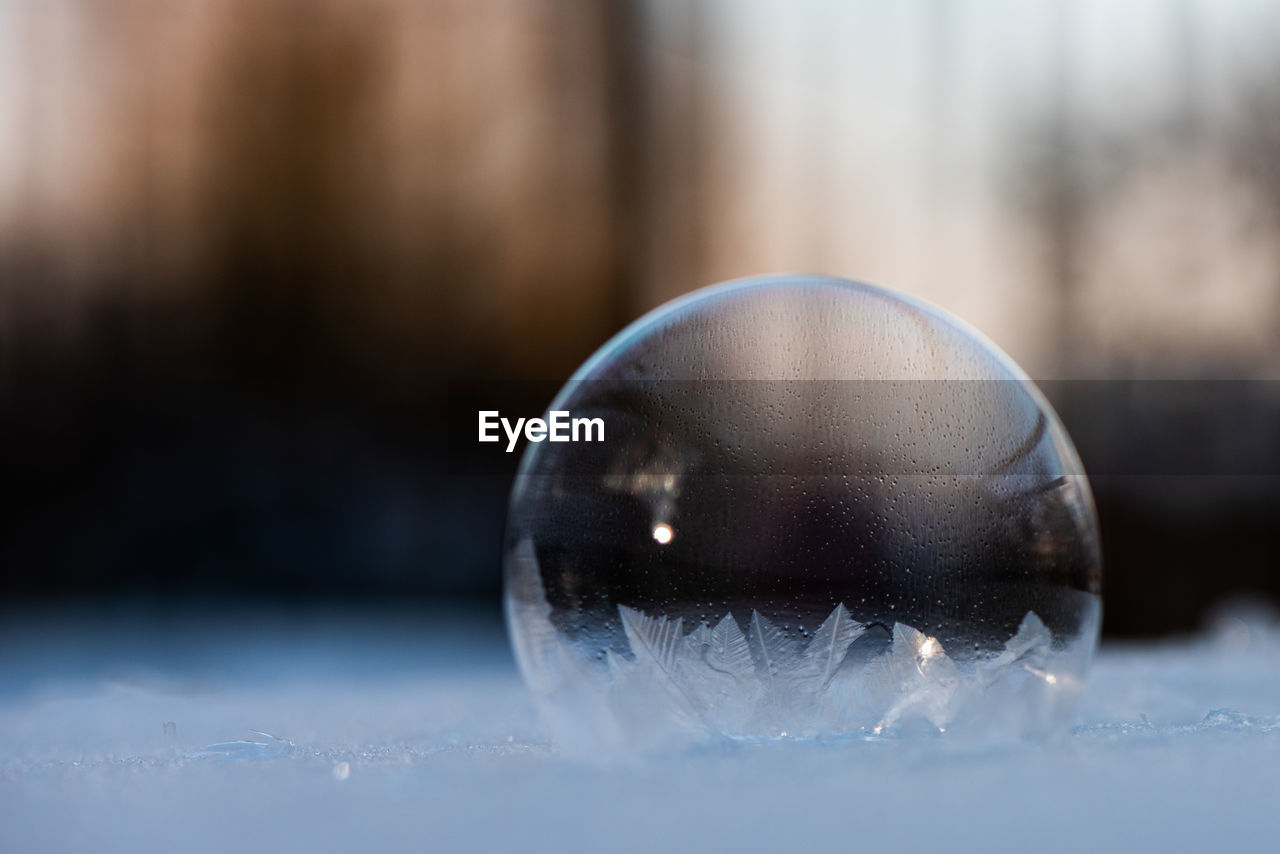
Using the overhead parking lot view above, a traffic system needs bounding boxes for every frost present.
[619,605,685,673]
[867,624,960,732]
[516,594,1096,750]
[507,540,631,750]
[700,613,755,685]
[797,603,866,691]
[980,611,1052,676]
[1196,708,1280,732]
[192,731,295,760]
[1075,709,1280,739]
[509,542,1097,750]
[746,610,797,701]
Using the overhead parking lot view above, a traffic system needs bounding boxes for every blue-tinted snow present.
[1,602,1277,853]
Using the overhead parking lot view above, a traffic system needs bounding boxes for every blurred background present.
[2,0,1278,638]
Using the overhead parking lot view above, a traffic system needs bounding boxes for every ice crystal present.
[510,534,1097,752]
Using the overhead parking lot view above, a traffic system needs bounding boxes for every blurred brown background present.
[1,0,1277,634]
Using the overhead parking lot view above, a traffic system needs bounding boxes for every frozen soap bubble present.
[504,275,1101,752]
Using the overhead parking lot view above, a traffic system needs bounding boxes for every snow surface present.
[2,602,1279,854]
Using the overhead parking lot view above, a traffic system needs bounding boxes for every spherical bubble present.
[504,275,1101,752]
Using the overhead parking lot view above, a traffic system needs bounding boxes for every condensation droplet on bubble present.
[504,275,1102,753]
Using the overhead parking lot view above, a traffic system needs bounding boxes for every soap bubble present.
[504,275,1101,752]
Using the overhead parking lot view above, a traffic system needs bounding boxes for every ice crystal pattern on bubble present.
[604,602,1062,738]
[509,533,1092,748]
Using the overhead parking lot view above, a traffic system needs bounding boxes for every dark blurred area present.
[1,0,1277,636]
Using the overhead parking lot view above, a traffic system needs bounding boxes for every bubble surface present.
[504,275,1101,751]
